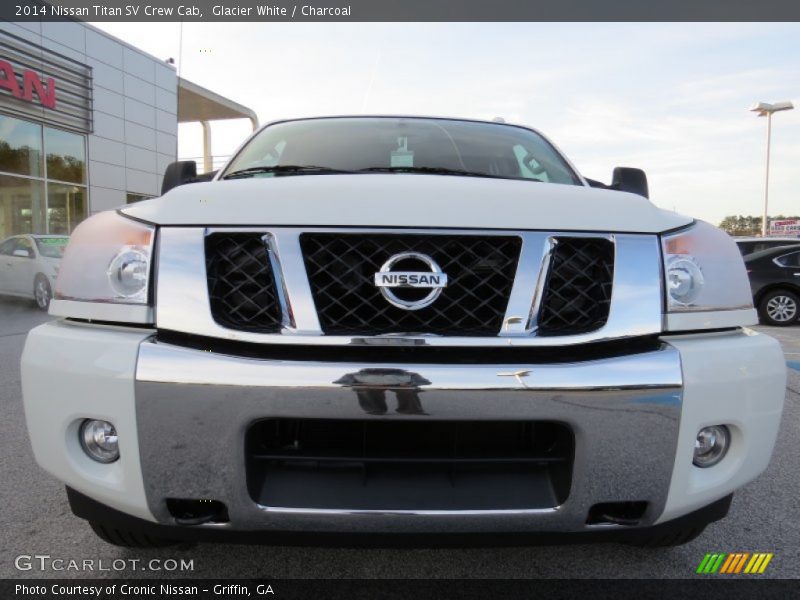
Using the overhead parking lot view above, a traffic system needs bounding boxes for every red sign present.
[0,59,56,109]
[769,219,800,236]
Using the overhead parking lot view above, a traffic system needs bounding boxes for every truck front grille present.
[205,233,282,333]
[246,419,573,511]
[201,231,615,338]
[300,233,521,336]
[537,238,614,336]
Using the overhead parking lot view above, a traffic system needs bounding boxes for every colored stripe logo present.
[697,553,773,574]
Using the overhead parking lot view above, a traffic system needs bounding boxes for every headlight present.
[665,255,704,305]
[106,247,150,299]
[661,221,753,313]
[52,211,155,321]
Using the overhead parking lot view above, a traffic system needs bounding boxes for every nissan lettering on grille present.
[373,252,448,310]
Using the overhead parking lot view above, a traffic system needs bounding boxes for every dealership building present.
[0,20,257,240]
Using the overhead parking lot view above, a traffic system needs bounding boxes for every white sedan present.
[0,234,68,310]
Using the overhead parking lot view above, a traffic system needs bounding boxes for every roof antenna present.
[492,117,506,123]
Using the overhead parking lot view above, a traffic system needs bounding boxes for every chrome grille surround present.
[156,227,663,346]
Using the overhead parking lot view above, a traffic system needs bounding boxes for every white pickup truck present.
[21,116,786,547]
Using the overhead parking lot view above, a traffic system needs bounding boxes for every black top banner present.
[3,0,800,22]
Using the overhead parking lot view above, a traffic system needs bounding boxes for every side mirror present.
[13,248,32,258]
[611,167,649,199]
[161,160,198,195]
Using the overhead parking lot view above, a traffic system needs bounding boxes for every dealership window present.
[126,192,155,204]
[47,182,86,234]
[0,113,87,239]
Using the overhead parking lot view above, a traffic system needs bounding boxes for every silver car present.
[0,234,68,310]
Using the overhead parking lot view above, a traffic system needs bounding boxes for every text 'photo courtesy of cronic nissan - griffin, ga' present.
[19,116,786,548]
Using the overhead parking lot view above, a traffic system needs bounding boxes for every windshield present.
[35,237,69,258]
[222,117,581,185]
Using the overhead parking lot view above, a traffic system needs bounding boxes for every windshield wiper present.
[358,166,535,181]
[223,165,354,179]
[224,164,541,181]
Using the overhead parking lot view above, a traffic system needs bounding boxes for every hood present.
[122,174,693,233]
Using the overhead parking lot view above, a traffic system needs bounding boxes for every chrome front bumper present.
[134,339,683,533]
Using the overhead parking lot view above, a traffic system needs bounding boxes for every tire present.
[89,521,180,548]
[627,524,707,548]
[758,289,799,326]
[33,275,51,311]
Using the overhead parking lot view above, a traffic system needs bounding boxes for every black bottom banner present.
[3,579,797,600]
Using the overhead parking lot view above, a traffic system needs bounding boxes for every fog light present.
[79,419,119,463]
[693,425,729,468]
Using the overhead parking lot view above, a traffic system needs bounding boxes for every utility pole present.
[750,101,794,236]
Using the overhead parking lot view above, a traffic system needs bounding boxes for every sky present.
[92,22,800,225]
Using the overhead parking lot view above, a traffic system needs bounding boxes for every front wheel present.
[759,289,799,326]
[33,275,52,311]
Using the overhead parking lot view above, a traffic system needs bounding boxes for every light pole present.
[750,101,794,237]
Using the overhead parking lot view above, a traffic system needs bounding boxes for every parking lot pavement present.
[1,298,798,579]
[762,326,800,371]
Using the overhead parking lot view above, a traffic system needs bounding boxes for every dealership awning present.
[177,77,259,173]
[177,77,258,127]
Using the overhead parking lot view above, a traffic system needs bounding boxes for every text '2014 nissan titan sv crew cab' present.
[21,117,786,547]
